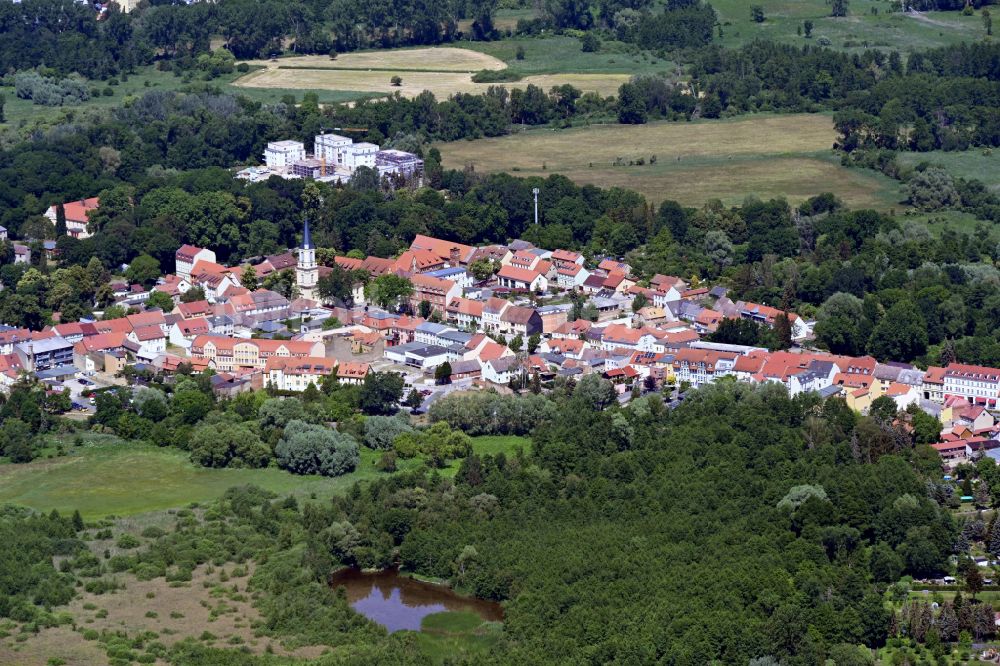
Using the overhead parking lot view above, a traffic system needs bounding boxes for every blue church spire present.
[302,217,312,249]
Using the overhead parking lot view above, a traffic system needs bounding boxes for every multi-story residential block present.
[943,363,1000,407]
[190,335,325,373]
[409,274,461,315]
[313,133,353,165]
[265,356,336,392]
[923,366,946,403]
[446,297,484,330]
[14,336,74,372]
[264,140,306,173]
[672,348,739,388]
[175,245,217,280]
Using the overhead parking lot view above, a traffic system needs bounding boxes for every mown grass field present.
[233,46,634,98]
[437,113,904,208]
[0,433,530,519]
[711,0,987,53]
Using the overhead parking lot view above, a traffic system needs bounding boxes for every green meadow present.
[0,433,530,519]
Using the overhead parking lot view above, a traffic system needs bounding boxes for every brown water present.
[330,567,503,633]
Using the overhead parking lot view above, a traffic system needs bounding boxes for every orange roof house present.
[409,234,475,266]
[336,361,371,384]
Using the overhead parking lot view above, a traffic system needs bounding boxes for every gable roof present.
[54,197,100,223]
[497,264,542,285]
[410,234,475,264]
[176,244,208,262]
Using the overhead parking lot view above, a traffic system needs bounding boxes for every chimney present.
[449,247,460,266]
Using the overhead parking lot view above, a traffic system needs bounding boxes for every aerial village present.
[0,192,995,473]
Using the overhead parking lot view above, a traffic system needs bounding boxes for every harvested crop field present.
[241,48,506,72]
[436,114,904,209]
[234,48,628,98]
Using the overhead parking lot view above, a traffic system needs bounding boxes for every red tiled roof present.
[337,361,371,379]
[176,244,207,262]
[409,234,474,264]
[497,264,542,285]
[56,197,99,223]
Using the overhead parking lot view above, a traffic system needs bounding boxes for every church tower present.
[297,218,318,301]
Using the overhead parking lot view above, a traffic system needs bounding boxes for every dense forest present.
[0,0,715,77]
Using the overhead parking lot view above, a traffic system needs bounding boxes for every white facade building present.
[264,140,306,174]
[314,133,353,165]
[343,142,378,170]
[175,245,217,280]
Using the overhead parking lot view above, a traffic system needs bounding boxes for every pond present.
[330,567,503,633]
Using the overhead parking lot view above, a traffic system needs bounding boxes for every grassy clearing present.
[0,66,192,127]
[437,114,903,208]
[896,149,1000,193]
[461,435,529,458]
[899,210,986,236]
[422,611,485,633]
[0,434,529,519]
[460,35,677,77]
[0,65,376,133]
[711,0,987,54]
[413,612,504,663]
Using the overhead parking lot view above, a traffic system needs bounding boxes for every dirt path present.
[906,8,957,29]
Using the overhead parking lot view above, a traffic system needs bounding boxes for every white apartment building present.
[343,142,378,170]
[264,140,306,173]
[314,133,353,165]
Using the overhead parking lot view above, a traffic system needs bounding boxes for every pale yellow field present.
[235,66,627,98]
[440,114,840,163]
[436,115,903,208]
[241,47,506,72]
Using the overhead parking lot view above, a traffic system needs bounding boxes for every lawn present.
[711,0,987,54]
[436,113,904,208]
[0,433,530,519]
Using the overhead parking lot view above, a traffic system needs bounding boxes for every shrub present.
[392,422,472,467]
[116,534,140,549]
[471,69,523,83]
[275,421,359,477]
[362,414,413,450]
[908,166,959,211]
[189,421,270,469]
